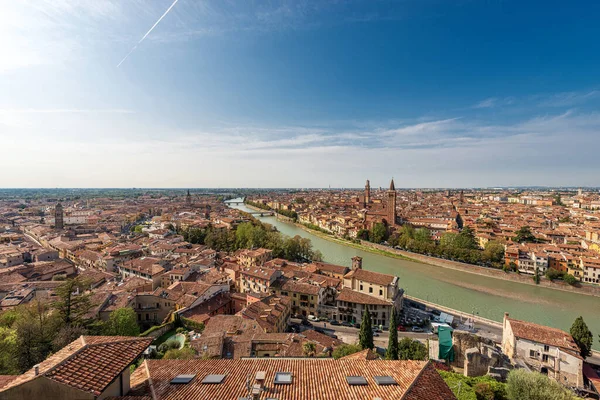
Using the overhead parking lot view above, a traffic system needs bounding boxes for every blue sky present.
[1,0,599,188]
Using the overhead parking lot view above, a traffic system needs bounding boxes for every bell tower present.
[387,179,397,226]
[364,179,371,206]
[55,203,64,230]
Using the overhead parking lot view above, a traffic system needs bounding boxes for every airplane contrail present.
[117,0,180,68]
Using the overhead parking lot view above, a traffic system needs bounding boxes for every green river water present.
[227,200,600,349]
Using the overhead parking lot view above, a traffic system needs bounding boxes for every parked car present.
[411,327,424,332]
[318,316,329,321]
[397,325,406,332]
[372,327,382,333]
[373,332,380,337]
[308,315,318,322]
[341,321,353,328]
[329,319,340,326]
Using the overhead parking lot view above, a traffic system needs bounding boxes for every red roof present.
[135,359,456,400]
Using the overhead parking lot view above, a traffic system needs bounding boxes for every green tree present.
[483,241,505,264]
[332,344,362,359]
[133,225,144,234]
[414,228,433,243]
[370,223,389,244]
[563,274,578,285]
[386,307,399,360]
[54,277,93,327]
[570,316,593,358]
[358,309,373,350]
[397,337,428,360]
[506,369,578,400]
[455,226,478,250]
[105,307,140,336]
[163,347,196,360]
[302,341,316,357]
[513,226,537,243]
[13,301,60,372]
[357,229,370,241]
[0,327,18,374]
[533,267,540,284]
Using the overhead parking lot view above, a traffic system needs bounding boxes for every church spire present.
[389,178,395,191]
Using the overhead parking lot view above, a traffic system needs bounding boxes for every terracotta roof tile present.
[507,317,581,355]
[140,359,455,400]
[0,336,152,396]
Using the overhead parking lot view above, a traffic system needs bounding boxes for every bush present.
[506,369,578,400]
[545,268,565,281]
[181,317,204,333]
[163,347,196,360]
[139,322,171,337]
[175,327,186,334]
[158,339,181,353]
[563,274,578,285]
[332,344,362,359]
[474,382,495,400]
[439,371,507,400]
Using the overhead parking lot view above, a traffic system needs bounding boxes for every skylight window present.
[274,372,293,385]
[374,376,397,385]
[346,376,368,386]
[170,374,196,384]
[202,374,226,384]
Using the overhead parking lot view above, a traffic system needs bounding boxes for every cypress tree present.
[570,316,593,358]
[359,308,374,350]
[386,307,399,360]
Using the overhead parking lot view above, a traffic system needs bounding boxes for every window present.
[542,354,549,362]
[360,285,363,290]
[346,376,368,386]
[530,350,536,358]
[544,345,549,352]
[369,287,373,293]
[379,289,383,296]
[274,372,293,385]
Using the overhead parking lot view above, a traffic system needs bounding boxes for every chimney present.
[351,256,362,270]
[255,371,266,387]
[34,364,40,376]
[251,383,262,400]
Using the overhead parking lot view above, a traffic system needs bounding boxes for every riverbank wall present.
[405,295,502,329]
[361,241,600,298]
[293,223,600,298]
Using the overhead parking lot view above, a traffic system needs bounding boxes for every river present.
[227,199,600,349]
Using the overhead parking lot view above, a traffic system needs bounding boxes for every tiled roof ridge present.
[399,360,431,400]
[43,336,151,377]
[143,360,157,400]
[39,336,90,378]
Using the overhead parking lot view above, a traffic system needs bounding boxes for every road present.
[290,319,434,347]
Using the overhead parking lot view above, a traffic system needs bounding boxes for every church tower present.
[364,179,371,206]
[186,190,192,205]
[387,179,397,226]
[55,203,64,230]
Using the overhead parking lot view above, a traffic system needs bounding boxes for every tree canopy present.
[570,316,593,358]
[397,337,428,360]
[105,307,140,337]
[386,307,399,360]
[359,309,373,350]
[331,344,362,359]
[506,369,579,400]
[513,226,537,243]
